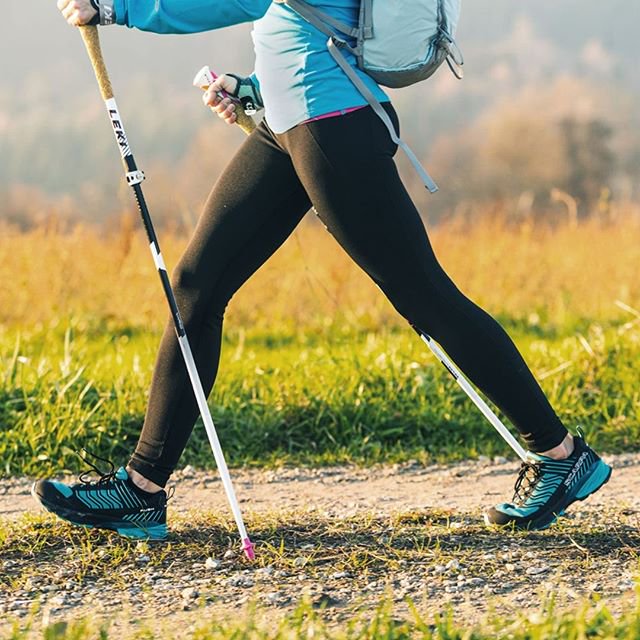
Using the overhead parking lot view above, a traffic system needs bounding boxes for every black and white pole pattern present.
[101,96,254,558]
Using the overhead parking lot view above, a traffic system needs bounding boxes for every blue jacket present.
[113,0,388,133]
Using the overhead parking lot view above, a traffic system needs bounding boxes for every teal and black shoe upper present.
[32,455,168,538]
[485,436,611,530]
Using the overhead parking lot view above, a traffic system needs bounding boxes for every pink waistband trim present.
[301,105,367,124]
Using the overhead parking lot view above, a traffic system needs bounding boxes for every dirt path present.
[1,454,639,637]
[3,452,637,520]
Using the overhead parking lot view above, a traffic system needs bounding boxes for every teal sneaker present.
[484,435,612,530]
[32,454,169,540]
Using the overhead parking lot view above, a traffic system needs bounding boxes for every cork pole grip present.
[232,106,257,136]
[79,26,114,101]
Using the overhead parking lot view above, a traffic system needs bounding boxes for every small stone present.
[264,592,281,605]
[330,571,348,579]
[505,563,517,572]
[205,558,222,570]
[182,465,196,477]
[493,456,508,464]
[433,565,446,575]
[137,555,150,564]
[444,585,458,593]
[526,566,549,576]
[445,559,460,572]
[223,550,235,560]
[293,557,306,568]
[181,587,198,601]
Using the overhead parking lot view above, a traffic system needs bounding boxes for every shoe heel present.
[574,460,612,500]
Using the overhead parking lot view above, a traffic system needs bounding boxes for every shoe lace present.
[512,460,542,505]
[77,449,118,486]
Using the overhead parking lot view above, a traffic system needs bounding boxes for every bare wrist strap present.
[89,0,115,25]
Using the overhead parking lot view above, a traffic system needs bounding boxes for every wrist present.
[227,73,264,115]
[89,0,115,25]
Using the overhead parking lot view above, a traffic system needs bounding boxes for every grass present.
[3,597,640,640]
[1,321,639,476]
[0,214,639,476]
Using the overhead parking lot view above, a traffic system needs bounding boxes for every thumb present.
[210,74,239,97]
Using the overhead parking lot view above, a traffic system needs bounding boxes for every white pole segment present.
[177,334,253,548]
[418,333,529,462]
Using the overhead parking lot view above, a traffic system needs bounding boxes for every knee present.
[382,271,461,331]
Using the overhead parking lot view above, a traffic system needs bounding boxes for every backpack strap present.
[281,0,439,193]
[328,39,438,193]
[360,0,374,39]
[284,0,359,39]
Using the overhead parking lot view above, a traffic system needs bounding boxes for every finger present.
[226,112,238,125]
[68,11,83,26]
[209,77,225,93]
[217,102,235,121]
[57,0,71,10]
[203,89,223,108]
[213,97,232,115]
[61,3,76,19]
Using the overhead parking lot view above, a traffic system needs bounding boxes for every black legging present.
[128,104,567,486]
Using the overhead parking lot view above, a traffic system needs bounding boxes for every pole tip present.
[242,538,256,561]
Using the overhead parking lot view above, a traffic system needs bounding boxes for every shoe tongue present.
[115,467,129,481]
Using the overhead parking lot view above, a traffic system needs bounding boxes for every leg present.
[32,123,311,540]
[281,106,611,531]
[281,105,567,452]
[128,123,310,487]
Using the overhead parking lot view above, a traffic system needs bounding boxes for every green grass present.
[1,317,639,476]
[3,597,640,640]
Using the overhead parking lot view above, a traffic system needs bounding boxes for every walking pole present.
[78,26,255,560]
[411,326,528,461]
[192,65,528,464]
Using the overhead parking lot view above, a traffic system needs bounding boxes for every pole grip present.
[234,109,257,136]
[79,26,114,101]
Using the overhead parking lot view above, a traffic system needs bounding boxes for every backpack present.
[277,0,464,193]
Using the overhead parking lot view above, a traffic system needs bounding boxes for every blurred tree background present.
[1,0,638,230]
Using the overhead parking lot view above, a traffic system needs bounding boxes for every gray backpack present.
[278,0,464,193]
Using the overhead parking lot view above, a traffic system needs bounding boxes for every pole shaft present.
[78,25,254,557]
[413,327,529,462]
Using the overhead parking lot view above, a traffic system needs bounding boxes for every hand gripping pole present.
[79,26,255,560]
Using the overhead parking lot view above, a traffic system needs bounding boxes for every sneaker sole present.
[31,483,168,541]
[483,459,612,531]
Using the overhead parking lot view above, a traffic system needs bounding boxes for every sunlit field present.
[1,208,638,476]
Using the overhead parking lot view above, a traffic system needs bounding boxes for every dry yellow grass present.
[0,208,638,333]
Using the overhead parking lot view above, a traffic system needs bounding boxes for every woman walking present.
[34,0,611,538]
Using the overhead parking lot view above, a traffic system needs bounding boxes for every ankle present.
[539,433,575,460]
[126,466,164,494]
